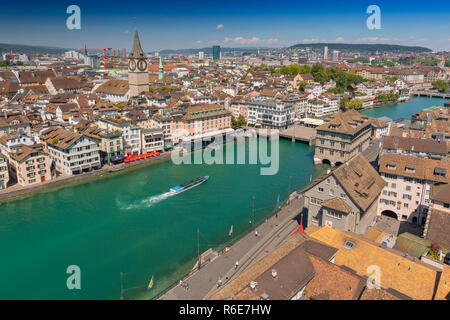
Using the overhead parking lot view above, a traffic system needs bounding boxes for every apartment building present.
[382,135,448,159]
[248,100,294,129]
[99,131,123,165]
[423,183,450,250]
[97,118,141,156]
[377,153,450,225]
[41,128,101,175]
[141,129,164,154]
[9,144,52,186]
[314,109,372,166]
[301,154,386,234]
[0,154,9,189]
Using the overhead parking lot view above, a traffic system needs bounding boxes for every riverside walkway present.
[158,195,305,300]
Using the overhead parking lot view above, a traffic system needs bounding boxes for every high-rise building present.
[213,45,221,60]
[122,48,126,58]
[332,50,339,61]
[128,30,149,97]
[84,54,100,69]
[323,46,328,62]
[158,57,164,80]
[198,51,204,60]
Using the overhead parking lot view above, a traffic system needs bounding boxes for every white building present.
[97,119,141,156]
[42,128,101,175]
[248,100,295,129]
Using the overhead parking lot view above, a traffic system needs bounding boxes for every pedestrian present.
[179,280,183,287]
[275,212,278,219]
[255,230,259,237]
[217,278,222,288]
[235,261,239,269]
[186,283,189,290]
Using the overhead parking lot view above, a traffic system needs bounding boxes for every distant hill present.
[0,43,68,56]
[156,47,264,56]
[289,43,432,53]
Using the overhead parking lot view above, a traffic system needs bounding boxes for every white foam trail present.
[119,192,174,210]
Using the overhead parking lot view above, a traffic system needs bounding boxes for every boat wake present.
[118,192,174,210]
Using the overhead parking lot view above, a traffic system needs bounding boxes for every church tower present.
[128,30,149,97]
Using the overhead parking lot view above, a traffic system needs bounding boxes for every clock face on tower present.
[137,59,147,71]
[128,59,136,71]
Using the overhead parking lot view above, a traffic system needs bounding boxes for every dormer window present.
[387,164,396,170]
[405,167,415,173]
[434,167,446,177]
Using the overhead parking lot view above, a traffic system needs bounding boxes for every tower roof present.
[129,30,145,58]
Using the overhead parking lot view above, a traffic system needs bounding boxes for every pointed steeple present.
[129,29,145,58]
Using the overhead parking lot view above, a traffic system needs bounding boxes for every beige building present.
[301,154,386,234]
[141,129,164,154]
[0,154,9,189]
[314,109,372,166]
[9,144,52,186]
[128,30,149,97]
[100,131,123,165]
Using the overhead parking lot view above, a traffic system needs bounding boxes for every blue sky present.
[1,0,449,51]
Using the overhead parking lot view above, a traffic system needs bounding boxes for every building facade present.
[314,110,372,166]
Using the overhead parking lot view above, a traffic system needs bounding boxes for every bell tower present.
[128,30,149,97]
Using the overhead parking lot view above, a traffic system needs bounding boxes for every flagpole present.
[197,228,201,270]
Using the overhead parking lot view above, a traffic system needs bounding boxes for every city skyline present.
[1,0,450,52]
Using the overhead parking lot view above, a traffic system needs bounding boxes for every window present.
[405,186,411,191]
[391,183,396,189]
[402,194,412,200]
[344,240,355,250]
[318,187,324,193]
[404,203,409,208]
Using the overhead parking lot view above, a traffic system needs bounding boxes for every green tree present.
[311,64,329,84]
[389,76,399,83]
[432,80,449,93]
[339,97,350,111]
[231,115,246,129]
[298,80,308,92]
[348,98,363,110]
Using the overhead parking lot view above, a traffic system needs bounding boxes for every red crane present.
[77,47,112,72]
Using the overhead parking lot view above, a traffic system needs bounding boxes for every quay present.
[0,152,171,203]
[157,193,305,300]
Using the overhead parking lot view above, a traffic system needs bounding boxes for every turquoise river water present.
[0,96,447,299]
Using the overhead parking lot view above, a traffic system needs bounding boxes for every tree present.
[348,98,363,110]
[432,80,449,93]
[298,80,307,92]
[389,76,399,83]
[339,97,350,111]
[311,64,329,84]
[231,115,246,129]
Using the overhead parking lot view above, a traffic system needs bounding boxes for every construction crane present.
[77,46,113,72]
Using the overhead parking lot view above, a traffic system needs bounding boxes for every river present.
[0,96,447,300]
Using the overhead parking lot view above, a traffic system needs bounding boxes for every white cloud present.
[195,40,204,45]
[123,30,130,34]
[222,37,283,45]
[335,37,344,42]
[216,24,224,30]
